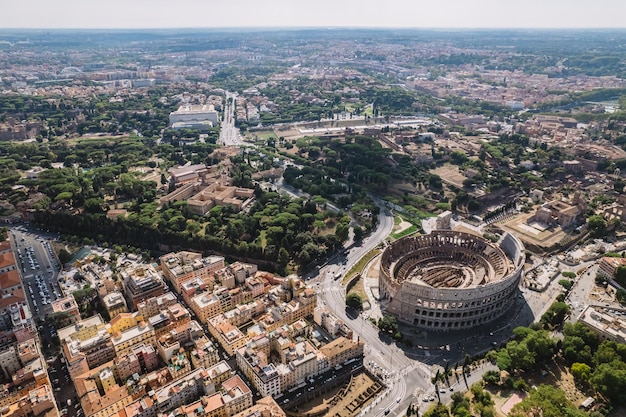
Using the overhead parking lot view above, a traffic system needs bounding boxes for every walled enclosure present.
[379,231,524,331]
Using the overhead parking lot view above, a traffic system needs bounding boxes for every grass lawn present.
[254,130,278,140]
[343,249,380,285]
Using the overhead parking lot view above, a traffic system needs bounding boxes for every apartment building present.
[579,305,626,344]
[223,303,254,328]
[115,343,158,382]
[0,383,57,417]
[231,396,285,417]
[313,306,353,339]
[205,360,232,389]
[190,292,223,324]
[221,375,253,416]
[156,320,203,361]
[183,394,226,417]
[244,276,267,298]
[154,368,214,412]
[51,295,80,325]
[207,314,248,356]
[160,251,224,293]
[77,376,133,417]
[180,277,207,305]
[227,263,257,286]
[280,340,318,385]
[101,291,128,319]
[59,315,116,378]
[190,336,220,371]
[123,396,156,417]
[318,337,364,368]
[137,292,177,321]
[148,302,191,339]
[598,256,626,279]
[0,344,20,380]
[111,321,155,356]
[109,312,139,334]
[120,264,166,310]
[236,336,280,398]
[0,260,25,323]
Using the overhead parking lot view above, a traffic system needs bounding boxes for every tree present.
[378,314,398,334]
[496,349,512,371]
[277,247,290,270]
[507,340,536,372]
[571,362,591,383]
[482,370,500,386]
[615,265,626,287]
[510,384,587,417]
[423,403,450,417]
[335,222,350,242]
[558,279,573,290]
[524,329,556,364]
[590,360,626,404]
[587,215,607,238]
[346,293,363,311]
[540,302,570,329]
[353,226,364,241]
[450,391,470,417]
[58,248,73,264]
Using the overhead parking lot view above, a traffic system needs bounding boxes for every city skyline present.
[2,0,626,30]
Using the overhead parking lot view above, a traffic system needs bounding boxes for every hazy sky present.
[2,0,626,29]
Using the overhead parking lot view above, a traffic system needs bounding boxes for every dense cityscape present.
[2,28,626,417]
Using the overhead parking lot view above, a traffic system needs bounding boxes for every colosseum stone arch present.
[379,231,524,331]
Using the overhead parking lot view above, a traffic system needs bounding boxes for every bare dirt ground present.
[485,361,588,417]
[393,220,413,235]
[290,372,382,417]
[430,164,469,189]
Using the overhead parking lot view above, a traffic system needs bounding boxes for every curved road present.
[310,198,434,416]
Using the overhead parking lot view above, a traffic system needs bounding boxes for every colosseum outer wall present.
[379,231,524,331]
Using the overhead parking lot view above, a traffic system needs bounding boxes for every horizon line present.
[1,26,626,31]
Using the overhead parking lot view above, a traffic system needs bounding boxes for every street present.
[9,226,62,320]
[219,92,241,146]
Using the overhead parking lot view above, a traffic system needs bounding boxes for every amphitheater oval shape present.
[379,230,524,331]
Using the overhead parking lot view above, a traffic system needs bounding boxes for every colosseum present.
[379,231,524,331]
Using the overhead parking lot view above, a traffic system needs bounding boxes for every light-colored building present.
[313,307,353,339]
[156,320,202,361]
[0,383,57,417]
[578,305,626,344]
[120,264,166,310]
[205,360,232,389]
[114,343,158,382]
[160,251,224,293]
[318,337,364,369]
[111,321,155,356]
[76,375,133,417]
[598,256,626,279]
[191,292,223,324]
[58,315,116,378]
[190,336,220,371]
[221,375,253,416]
[137,292,178,321]
[0,344,20,380]
[51,295,81,324]
[207,314,248,356]
[102,291,128,319]
[153,368,214,412]
[231,396,285,417]
[180,277,208,305]
[169,104,219,131]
